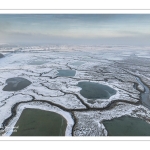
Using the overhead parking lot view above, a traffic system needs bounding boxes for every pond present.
[0,53,4,58]
[103,116,150,136]
[70,61,84,66]
[77,82,116,102]
[57,70,76,77]
[3,77,31,91]
[11,108,67,136]
[28,60,48,65]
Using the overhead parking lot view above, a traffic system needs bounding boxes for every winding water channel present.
[136,77,150,109]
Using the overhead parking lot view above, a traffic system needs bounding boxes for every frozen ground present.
[0,45,150,136]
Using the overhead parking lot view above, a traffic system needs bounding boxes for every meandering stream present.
[136,77,150,109]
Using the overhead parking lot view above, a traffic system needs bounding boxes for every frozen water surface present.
[28,60,48,65]
[3,77,32,91]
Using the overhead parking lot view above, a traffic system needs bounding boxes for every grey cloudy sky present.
[0,14,150,45]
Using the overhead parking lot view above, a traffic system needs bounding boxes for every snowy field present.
[1,45,150,136]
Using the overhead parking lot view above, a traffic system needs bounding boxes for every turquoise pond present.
[70,61,84,66]
[77,82,116,103]
[103,116,150,136]
[57,70,76,77]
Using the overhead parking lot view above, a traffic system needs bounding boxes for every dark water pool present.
[77,82,116,101]
[57,70,76,77]
[103,116,150,136]
[3,77,31,91]
[0,53,4,58]
[11,108,67,136]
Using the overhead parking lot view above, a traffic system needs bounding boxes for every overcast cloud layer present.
[0,14,150,45]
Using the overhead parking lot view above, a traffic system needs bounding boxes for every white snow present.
[0,45,150,136]
[0,94,33,128]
